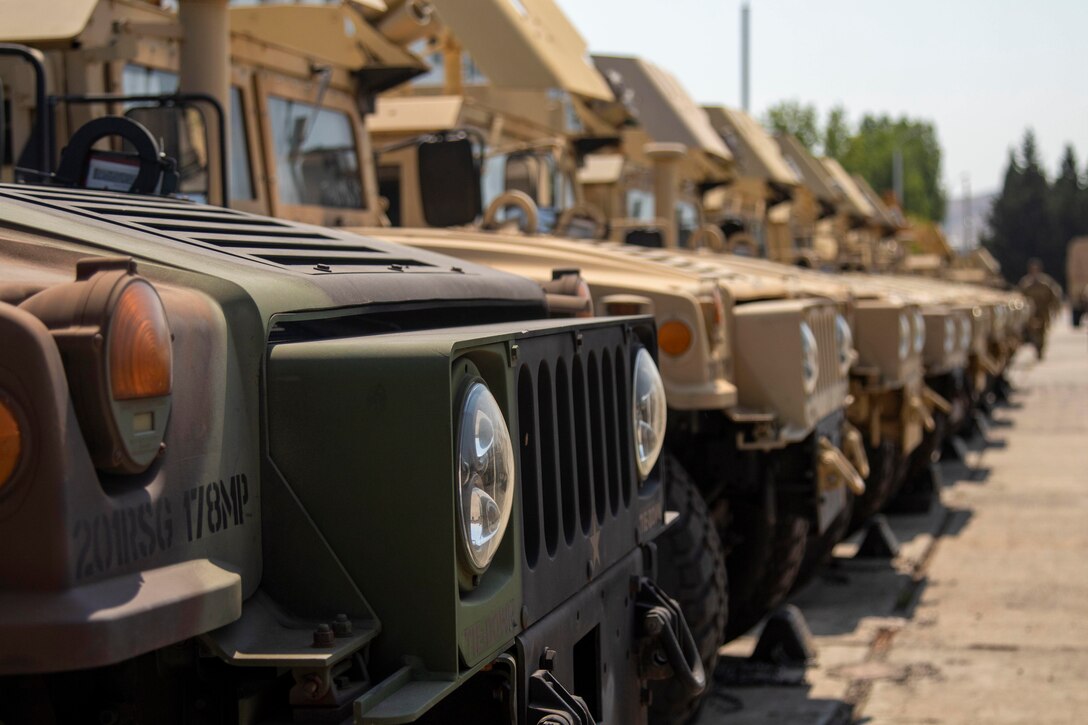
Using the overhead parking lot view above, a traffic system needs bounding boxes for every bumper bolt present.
[312,623,335,647]
[332,613,352,637]
[539,647,557,671]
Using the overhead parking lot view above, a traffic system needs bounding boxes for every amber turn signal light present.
[109,282,172,400]
[0,396,22,490]
[19,257,174,474]
[658,320,693,357]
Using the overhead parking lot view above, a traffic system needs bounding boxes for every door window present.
[267,96,363,209]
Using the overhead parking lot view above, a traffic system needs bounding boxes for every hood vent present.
[0,185,435,274]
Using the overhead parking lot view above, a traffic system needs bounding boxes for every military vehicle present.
[770,133,847,269]
[700,106,802,263]
[0,20,705,725]
[361,8,866,653]
[1067,237,1088,326]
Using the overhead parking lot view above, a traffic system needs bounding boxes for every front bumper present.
[356,546,681,725]
[518,547,661,725]
[775,411,865,535]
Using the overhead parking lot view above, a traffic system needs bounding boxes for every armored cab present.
[700,105,802,263]
[772,133,848,268]
[818,157,880,270]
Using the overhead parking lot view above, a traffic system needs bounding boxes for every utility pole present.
[892,126,925,212]
[741,2,750,112]
[892,147,904,209]
[962,173,973,250]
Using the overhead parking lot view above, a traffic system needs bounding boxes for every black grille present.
[513,323,657,625]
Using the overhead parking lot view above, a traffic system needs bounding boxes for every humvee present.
[361,11,866,648]
[0,21,703,725]
[1,5,728,720]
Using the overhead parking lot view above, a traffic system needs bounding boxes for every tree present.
[839,115,947,221]
[983,130,1057,284]
[1052,145,1083,240]
[763,101,819,152]
[823,105,850,160]
[760,100,946,221]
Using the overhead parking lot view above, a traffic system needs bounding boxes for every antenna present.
[741,2,750,112]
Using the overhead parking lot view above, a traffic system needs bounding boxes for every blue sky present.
[557,0,1088,198]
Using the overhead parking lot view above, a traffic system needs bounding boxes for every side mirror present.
[418,136,482,227]
[624,228,665,248]
[125,105,209,202]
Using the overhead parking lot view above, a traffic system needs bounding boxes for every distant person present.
[1018,258,1062,359]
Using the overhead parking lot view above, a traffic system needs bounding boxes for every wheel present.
[721,482,810,641]
[650,455,728,725]
[887,412,946,514]
[848,440,900,534]
[792,489,854,591]
[886,463,939,514]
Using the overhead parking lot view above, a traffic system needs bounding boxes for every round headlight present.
[632,348,667,479]
[994,305,1006,332]
[912,310,926,355]
[898,313,911,361]
[944,317,955,356]
[801,321,819,393]
[456,382,515,572]
[834,314,853,374]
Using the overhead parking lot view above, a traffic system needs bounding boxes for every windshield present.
[482,147,574,233]
[267,96,363,209]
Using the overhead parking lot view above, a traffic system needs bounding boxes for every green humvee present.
[0,41,702,725]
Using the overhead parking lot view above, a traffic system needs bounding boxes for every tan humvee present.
[700,106,802,264]
[771,133,849,267]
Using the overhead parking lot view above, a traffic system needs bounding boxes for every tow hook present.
[842,423,871,480]
[923,386,953,416]
[634,577,707,697]
[526,668,594,725]
[818,436,867,496]
[908,392,936,432]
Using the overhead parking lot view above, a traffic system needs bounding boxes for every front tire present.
[650,455,729,725]
[721,482,809,641]
[848,439,900,533]
[793,489,854,591]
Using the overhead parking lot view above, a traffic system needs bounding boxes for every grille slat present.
[537,362,560,558]
[587,351,609,526]
[554,359,577,546]
[614,346,633,508]
[572,357,594,536]
[602,348,621,517]
[517,367,542,569]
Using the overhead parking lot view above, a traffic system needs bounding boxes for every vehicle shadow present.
[701,469,977,724]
